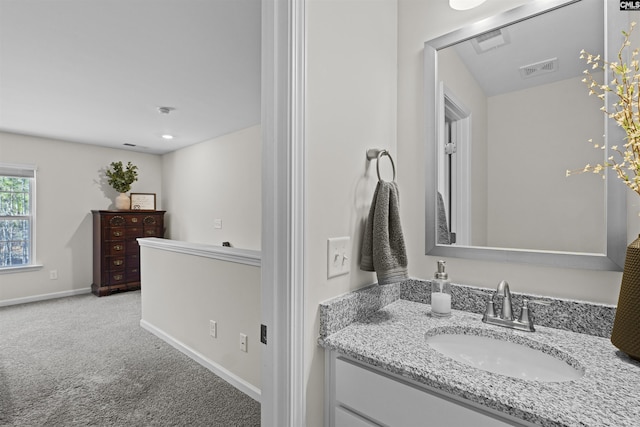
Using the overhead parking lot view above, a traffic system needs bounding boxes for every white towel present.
[361,181,408,285]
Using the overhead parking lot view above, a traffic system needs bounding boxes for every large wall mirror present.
[425,0,630,271]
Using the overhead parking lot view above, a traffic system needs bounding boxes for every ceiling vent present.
[471,28,510,54]
[519,58,559,79]
[157,106,175,114]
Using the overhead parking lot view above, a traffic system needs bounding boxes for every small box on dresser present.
[91,210,166,297]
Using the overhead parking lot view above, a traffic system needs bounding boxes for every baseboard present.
[139,319,262,402]
[0,288,92,307]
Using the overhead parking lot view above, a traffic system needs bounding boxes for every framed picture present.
[130,193,156,210]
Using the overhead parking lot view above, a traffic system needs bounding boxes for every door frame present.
[438,83,471,245]
[261,0,306,425]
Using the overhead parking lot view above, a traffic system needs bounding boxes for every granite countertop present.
[319,299,640,427]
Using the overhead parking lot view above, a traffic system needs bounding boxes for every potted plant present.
[106,161,138,210]
[569,22,640,360]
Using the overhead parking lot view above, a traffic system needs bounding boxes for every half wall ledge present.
[137,238,261,267]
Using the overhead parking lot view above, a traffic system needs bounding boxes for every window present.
[0,164,36,269]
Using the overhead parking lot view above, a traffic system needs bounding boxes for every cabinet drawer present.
[107,271,127,285]
[143,215,160,226]
[107,243,126,255]
[105,227,125,239]
[126,226,144,238]
[143,227,161,237]
[126,239,139,252]
[103,256,136,272]
[127,254,140,268]
[126,268,140,282]
[335,406,376,427]
[126,215,144,225]
[108,257,126,269]
[335,358,513,427]
[106,215,126,227]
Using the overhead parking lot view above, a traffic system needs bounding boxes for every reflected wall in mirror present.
[425,0,629,271]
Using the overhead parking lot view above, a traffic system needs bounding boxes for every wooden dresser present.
[91,210,166,297]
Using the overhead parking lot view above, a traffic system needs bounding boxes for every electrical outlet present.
[49,270,58,280]
[239,333,248,352]
[214,219,222,229]
[209,320,217,338]
[327,237,351,278]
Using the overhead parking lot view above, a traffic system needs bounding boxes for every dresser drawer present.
[127,254,140,268]
[143,215,160,226]
[126,239,139,252]
[126,268,140,282]
[126,226,144,238]
[107,271,127,285]
[107,256,126,269]
[126,215,144,225]
[107,242,126,255]
[106,215,126,227]
[143,227,162,237]
[105,227,125,239]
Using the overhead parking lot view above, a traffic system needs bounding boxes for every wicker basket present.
[611,235,640,361]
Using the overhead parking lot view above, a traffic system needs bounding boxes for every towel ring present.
[366,148,396,182]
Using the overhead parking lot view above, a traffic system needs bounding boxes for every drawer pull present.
[112,231,123,237]
[131,269,139,273]
[131,217,139,223]
[145,230,156,235]
[109,216,125,226]
[113,259,124,266]
[144,216,157,225]
[113,244,124,251]
[113,274,123,281]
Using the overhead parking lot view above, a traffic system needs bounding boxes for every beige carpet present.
[0,291,260,426]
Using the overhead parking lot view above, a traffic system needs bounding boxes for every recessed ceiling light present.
[161,134,174,140]
[450,0,486,10]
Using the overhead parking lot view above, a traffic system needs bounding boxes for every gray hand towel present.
[361,181,408,285]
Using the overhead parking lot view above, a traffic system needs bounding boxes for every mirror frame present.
[424,0,626,271]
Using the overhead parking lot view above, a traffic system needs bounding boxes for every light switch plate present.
[327,236,351,279]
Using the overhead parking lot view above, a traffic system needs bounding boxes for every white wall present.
[304,0,397,425]
[139,244,261,394]
[161,126,261,250]
[398,0,632,305]
[0,131,162,303]
[487,75,605,252]
[438,47,489,246]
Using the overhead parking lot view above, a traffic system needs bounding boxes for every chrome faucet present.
[496,280,514,321]
[480,280,550,332]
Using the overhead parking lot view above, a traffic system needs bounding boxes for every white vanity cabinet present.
[325,350,533,427]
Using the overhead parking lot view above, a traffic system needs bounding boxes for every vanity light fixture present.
[449,0,486,11]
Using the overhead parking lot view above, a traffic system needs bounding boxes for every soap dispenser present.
[431,260,451,317]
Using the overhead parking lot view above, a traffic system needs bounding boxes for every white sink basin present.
[426,333,584,383]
